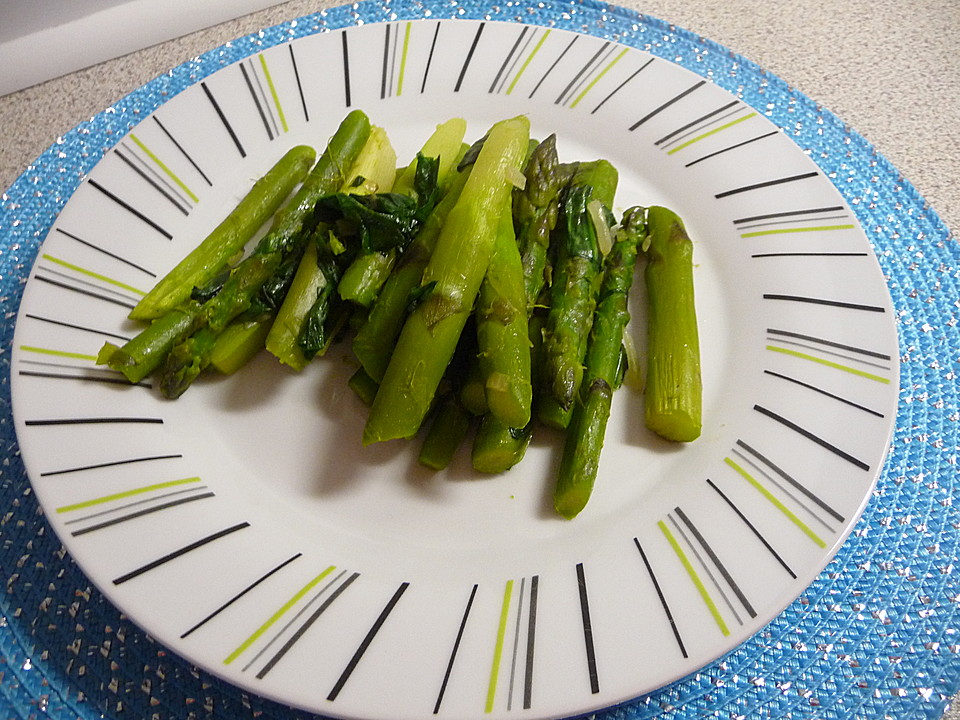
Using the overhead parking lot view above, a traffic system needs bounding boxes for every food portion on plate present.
[96,109,702,518]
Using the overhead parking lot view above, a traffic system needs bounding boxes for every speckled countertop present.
[1,0,958,717]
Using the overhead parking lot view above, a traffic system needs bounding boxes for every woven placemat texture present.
[2,1,958,718]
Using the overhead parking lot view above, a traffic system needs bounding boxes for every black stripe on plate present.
[752,251,868,259]
[180,553,302,639]
[655,99,739,146]
[41,452,181,477]
[31,272,134,309]
[86,179,172,240]
[523,575,538,709]
[54,228,156,277]
[674,507,756,618]
[454,23,485,92]
[112,522,250,585]
[753,405,870,471]
[327,582,410,701]
[704,479,797,579]
[421,22,441,93]
[575,562,599,694]
[381,24,392,99]
[434,583,478,714]
[24,416,163,426]
[735,439,846,523]
[763,370,885,418]
[529,35,578,99]
[591,57,654,114]
[685,130,779,167]
[341,31,352,106]
[734,205,845,225]
[25,313,130,343]
[201,81,246,158]
[634,538,687,658]
[71,491,216,536]
[762,293,886,313]
[629,79,706,130]
[256,572,361,679]
[18,370,147,387]
[152,115,213,186]
[715,171,818,199]
[289,45,308,122]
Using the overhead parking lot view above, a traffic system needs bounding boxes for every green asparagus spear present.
[644,205,702,442]
[363,115,530,444]
[458,358,489,416]
[418,394,472,470]
[348,366,379,406]
[554,207,646,518]
[156,325,219,398]
[512,134,565,311]
[470,308,545,472]
[129,145,317,321]
[97,303,201,383]
[538,163,616,428]
[209,316,272,374]
[475,201,532,428]
[471,413,532,473]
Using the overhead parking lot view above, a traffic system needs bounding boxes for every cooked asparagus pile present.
[98,110,702,518]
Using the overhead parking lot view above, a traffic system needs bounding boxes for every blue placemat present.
[1,0,957,718]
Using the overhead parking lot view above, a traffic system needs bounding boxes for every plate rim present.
[3,2,939,720]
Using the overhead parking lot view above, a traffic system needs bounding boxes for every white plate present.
[9,17,899,720]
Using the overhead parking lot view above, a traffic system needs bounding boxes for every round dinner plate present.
[7,6,900,720]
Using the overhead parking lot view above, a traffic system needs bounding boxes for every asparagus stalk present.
[129,144,317,321]
[418,394,472,470]
[554,207,646,518]
[512,134,565,311]
[97,303,201,383]
[363,115,530,444]
[458,357,489,416]
[537,159,619,429]
[475,200,533,429]
[470,309,545,473]
[471,413,532,474]
[348,366,379,406]
[209,316,272,374]
[644,205,702,442]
